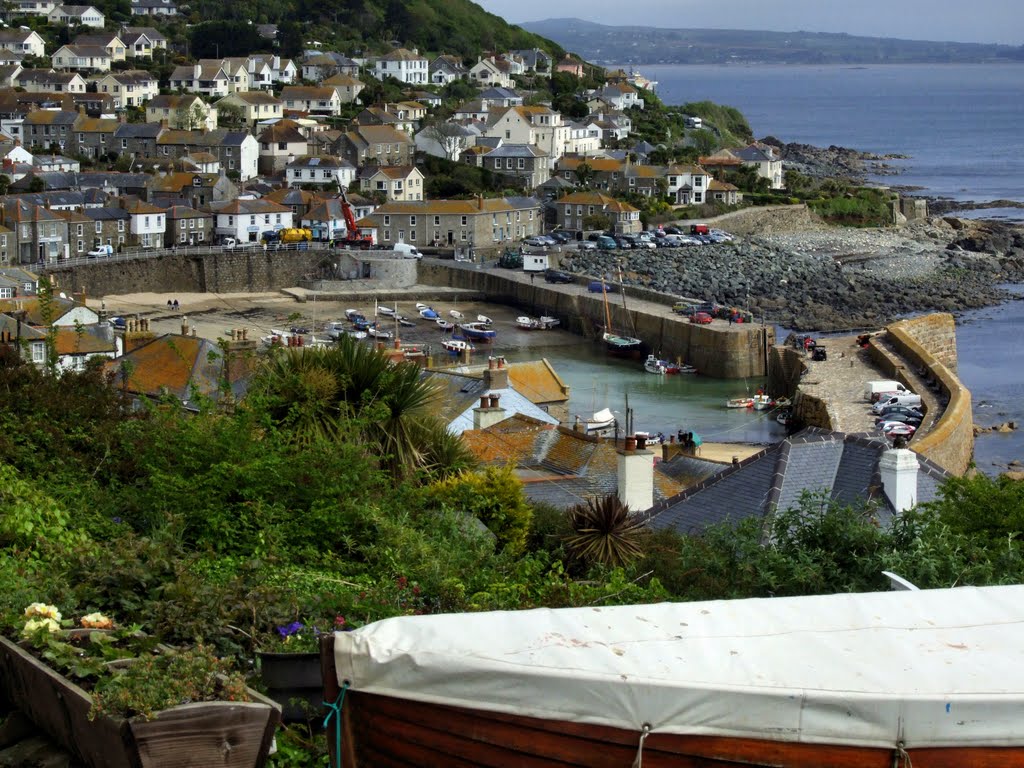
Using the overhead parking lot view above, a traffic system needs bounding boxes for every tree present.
[573,160,593,188]
[176,101,210,131]
[583,213,611,231]
[216,102,246,131]
[565,495,645,567]
[689,128,718,157]
[421,121,468,161]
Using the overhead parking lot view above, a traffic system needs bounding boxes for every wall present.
[767,345,806,400]
[874,314,972,475]
[677,204,820,237]
[419,264,772,379]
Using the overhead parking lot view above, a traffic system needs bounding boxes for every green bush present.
[425,466,532,556]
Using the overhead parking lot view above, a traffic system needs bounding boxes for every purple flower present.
[276,621,304,638]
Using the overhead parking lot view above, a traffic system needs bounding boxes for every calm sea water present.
[643,63,1024,210]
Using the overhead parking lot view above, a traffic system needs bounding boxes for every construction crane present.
[335,190,374,249]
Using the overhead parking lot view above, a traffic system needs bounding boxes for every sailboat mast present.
[602,280,613,334]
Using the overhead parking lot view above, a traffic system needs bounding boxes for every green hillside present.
[177,0,562,59]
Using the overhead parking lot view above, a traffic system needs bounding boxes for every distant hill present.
[521,18,1024,65]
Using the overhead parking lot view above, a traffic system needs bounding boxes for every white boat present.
[344,308,363,321]
[538,316,560,329]
[397,316,416,328]
[726,397,755,409]
[634,430,664,445]
[436,319,455,331]
[415,302,428,310]
[366,325,392,339]
[644,354,671,375]
[442,339,474,355]
[346,329,367,340]
[377,305,397,317]
[477,314,493,325]
[677,363,698,375]
[516,316,540,330]
[753,394,774,411]
[585,407,616,432]
[450,309,464,320]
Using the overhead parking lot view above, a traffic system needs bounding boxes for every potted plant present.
[256,617,345,723]
[0,603,281,768]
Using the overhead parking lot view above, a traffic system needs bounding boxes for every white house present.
[126,200,165,248]
[665,163,711,205]
[129,0,177,16]
[359,165,425,201]
[146,94,217,131]
[17,70,87,94]
[169,63,231,98]
[484,105,569,163]
[322,73,363,104]
[469,57,514,89]
[247,54,296,86]
[95,70,159,108]
[564,120,602,156]
[0,29,45,58]
[212,198,293,243]
[279,86,342,116]
[373,47,427,85]
[51,45,112,72]
[735,143,784,189]
[216,91,282,125]
[285,155,355,189]
[72,33,126,61]
[48,5,105,26]
[118,27,167,58]
[5,0,57,16]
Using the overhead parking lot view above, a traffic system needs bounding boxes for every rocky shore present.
[759,137,909,183]
[563,217,1024,331]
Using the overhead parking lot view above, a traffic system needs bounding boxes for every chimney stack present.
[482,355,509,390]
[617,434,654,513]
[879,440,919,514]
[472,392,506,430]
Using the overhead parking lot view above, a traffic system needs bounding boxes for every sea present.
[559,63,1024,470]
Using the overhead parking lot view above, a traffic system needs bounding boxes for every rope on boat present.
[892,741,913,768]
[323,681,350,768]
[631,723,651,768]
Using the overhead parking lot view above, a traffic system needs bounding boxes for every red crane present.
[335,190,374,249]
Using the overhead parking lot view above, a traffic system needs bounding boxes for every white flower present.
[24,603,62,622]
[80,612,113,629]
[22,617,60,636]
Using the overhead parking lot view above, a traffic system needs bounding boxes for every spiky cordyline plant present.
[565,494,645,567]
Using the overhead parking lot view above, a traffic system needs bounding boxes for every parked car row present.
[865,379,924,440]
[672,300,754,324]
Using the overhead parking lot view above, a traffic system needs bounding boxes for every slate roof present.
[486,143,548,159]
[286,155,351,170]
[424,368,560,435]
[114,123,163,139]
[0,312,46,342]
[257,120,306,144]
[0,295,77,325]
[53,324,117,356]
[646,428,952,534]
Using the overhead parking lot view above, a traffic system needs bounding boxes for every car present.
[672,302,698,316]
[874,412,922,426]
[87,244,113,258]
[596,235,617,250]
[877,420,917,435]
[578,241,597,250]
[522,236,548,248]
[876,405,924,420]
[663,226,682,235]
[548,231,573,244]
[690,311,713,324]
[543,268,574,284]
[655,238,676,248]
[612,237,633,249]
[885,423,918,439]
[586,233,603,241]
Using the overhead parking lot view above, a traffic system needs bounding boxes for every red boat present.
[322,586,1024,767]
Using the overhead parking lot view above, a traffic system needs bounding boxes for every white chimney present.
[472,394,506,430]
[617,436,654,513]
[879,443,919,514]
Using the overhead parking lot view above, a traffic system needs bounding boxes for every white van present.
[393,242,422,259]
[872,393,923,414]
[864,380,911,402]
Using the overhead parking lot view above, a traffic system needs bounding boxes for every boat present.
[377,304,397,318]
[449,309,464,320]
[458,322,497,342]
[366,324,392,340]
[441,339,474,355]
[752,394,774,410]
[435,319,455,331]
[538,316,560,329]
[419,306,439,320]
[344,308,363,321]
[397,316,416,328]
[643,354,682,375]
[351,316,370,331]
[777,408,793,426]
[634,430,664,444]
[516,315,560,331]
[677,363,698,374]
[726,397,755,408]
[323,585,1024,767]
[345,329,367,340]
[601,273,643,357]
[477,314,493,325]
[584,407,615,432]
[774,396,792,408]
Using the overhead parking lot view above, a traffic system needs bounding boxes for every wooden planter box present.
[257,651,323,724]
[0,636,281,768]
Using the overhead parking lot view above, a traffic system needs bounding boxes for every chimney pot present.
[480,395,489,409]
[488,393,499,408]
[624,436,637,451]
[635,434,647,450]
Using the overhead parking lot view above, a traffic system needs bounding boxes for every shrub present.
[425,466,532,556]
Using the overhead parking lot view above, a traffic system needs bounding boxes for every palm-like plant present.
[248,336,454,478]
[565,495,645,567]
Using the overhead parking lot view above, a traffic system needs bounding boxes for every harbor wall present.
[418,265,773,379]
[872,314,973,475]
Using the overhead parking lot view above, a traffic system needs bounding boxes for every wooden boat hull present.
[325,674,1021,768]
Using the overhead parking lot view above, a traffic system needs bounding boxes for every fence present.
[36,241,337,271]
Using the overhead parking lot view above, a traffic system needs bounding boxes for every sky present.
[475,0,1024,45]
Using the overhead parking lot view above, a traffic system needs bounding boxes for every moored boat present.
[344,308,363,321]
[477,314,493,325]
[323,585,1024,768]
[726,397,755,408]
[516,315,540,330]
[538,316,560,329]
[366,324,392,339]
[397,316,416,328]
[604,331,644,357]
[752,394,774,410]
[643,354,670,374]
[441,339,474,355]
[458,322,497,342]
[377,304,397,317]
[584,407,615,432]
[435,319,454,331]
[418,306,439,320]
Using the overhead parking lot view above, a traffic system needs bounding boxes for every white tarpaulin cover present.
[334,585,1024,749]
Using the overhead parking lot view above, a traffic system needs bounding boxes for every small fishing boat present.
[726,397,755,409]
[538,316,560,329]
[435,319,455,331]
[458,322,497,342]
[774,396,792,408]
[377,305,397,318]
[752,394,774,411]
[643,354,679,375]
[397,316,416,328]
[677,363,698,375]
[777,408,793,426]
[449,309,464,320]
[351,316,370,331]
[634,430,664,445]
[346,329,367,340]
[344,308,363,321]
[366,324,392,340]
[585,407,616,433]
[477,314,493,325]
[442,339,474,355]
[419,306,439,320]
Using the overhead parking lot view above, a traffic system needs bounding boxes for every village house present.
[279,85,342,117]
[210,198,292,243]
[666,163,711,205]
[734,143,785,189]
[353,106,413,136]
[588,111,632,142]
[373,47,428,85]
[508,48,551,74]
[367,197,541,249]
[708,179,742,205]
[118,26,167,58]
[156,129,258,180]
[82,206,130,249]
[285,155,354,189]
[452,100,490,122]
[54,207,90,258]
[555,54,585,78]
[697,150,743,179]
[465,143,550,190]
[72,32,126,61]
[70,113,120,159]
[0,265,39,295]
[51,44,112,72]
[215,91,283,126]
[95,69,158,108]
[469,57,514,89]
[169,62,230,98]
[358,165,425,201]
[123,199,165,248]
[17,70,87,95]
[484,105,569,163]
[163,205,212,247]
[247,54,296,86]
[321,73,364,104]
[334,125,415,167]
[256,119,307,175]
[145,94,217,131]
[479,87,523,109]
[0,312,46,365]
[0,29,46,58]
[0,65,21,88]
[594,82,645,111]
[429,55,466,85]
[21,110,77,154]
[563,120,602,156]
[147,171,236,209]
[300,52,357,82]
[299,197,348,241]
[34,154,79,174]
[262,187,320,220]
[48,4,105,26]
[113,121,163,160]
[554,191,642,235]
[129,0,177,16]
[0,199,69,264]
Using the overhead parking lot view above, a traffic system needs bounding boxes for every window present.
[460,216,467,226]
[460,231,467,241]
[180,219,187,229]
[383,215,390,226]
[410,230,416,241]
[197,232,204,241]
[433,216,440,226]
[189,219,195,229]
[117,220,124,232]
[118,235,124,244]
[409,215,416,226]
[95,221,102,233]
[76,224,83,236]
[77,239,83,251]
[180,231,187,243]
[518,158,525,169]
[383,229,390,241]
[144,216,150,227]
[121,139,127,149]
[275,214,281,223]
[31,344,45,364]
